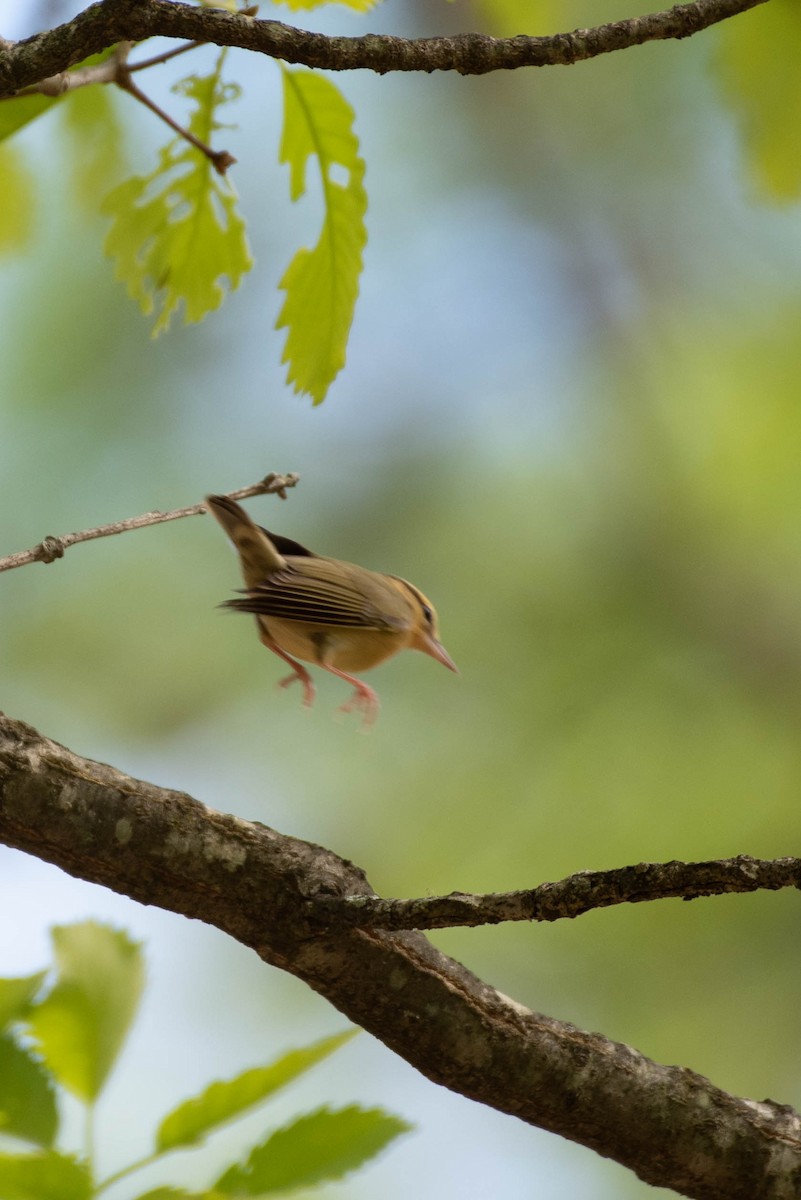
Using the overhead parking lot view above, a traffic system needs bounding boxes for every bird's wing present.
[222,559,412,631]
[259,529,318,558]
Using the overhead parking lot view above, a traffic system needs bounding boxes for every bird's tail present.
[205,494,286,586]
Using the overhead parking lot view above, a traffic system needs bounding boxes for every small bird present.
[206,494,457,725]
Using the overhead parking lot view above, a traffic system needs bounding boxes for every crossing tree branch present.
[1,711,800,1200]
[0,0,770,98]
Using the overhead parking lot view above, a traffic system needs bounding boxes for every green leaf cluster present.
[0,48,126,251]
[102,52,253,336]
[0,94,64,252]
[0,37,369,401]
[0,0,798,406]
[0,922,410,1199]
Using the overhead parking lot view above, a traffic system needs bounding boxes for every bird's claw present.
[277,671,315,709]
[338,687,379,731]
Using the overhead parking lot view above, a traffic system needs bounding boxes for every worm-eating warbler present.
[206,494,457,724]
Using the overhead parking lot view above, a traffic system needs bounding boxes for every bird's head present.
[391,577,458,673]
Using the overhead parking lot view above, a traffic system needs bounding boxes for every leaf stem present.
[116,63,235,175]
[95,1150,163,1195]
[1,37,235,175]
[84,1103,95,1178]
[128,40,203,74]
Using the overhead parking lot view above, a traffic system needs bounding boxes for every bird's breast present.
[258,616,410,672]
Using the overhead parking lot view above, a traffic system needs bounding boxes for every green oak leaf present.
[0,45,118,147]
[276,67,367,404]
[0,46,121,247]
[0,98,56,252]
[214,1105,412,1194]
[62,83,127,211]
[102,50,253,334]
[0,1035,58,1147]
[0,1151,91,1200]
[0,972,46,1029]
[157,1030,356,1152]
[0,93,60,143]
[27,921,144,1103]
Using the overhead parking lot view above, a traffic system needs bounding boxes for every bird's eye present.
[421,604,434,625]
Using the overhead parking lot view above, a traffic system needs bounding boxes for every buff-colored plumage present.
[206,494,457,725]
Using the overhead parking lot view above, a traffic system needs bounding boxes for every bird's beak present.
[419,633,459,674]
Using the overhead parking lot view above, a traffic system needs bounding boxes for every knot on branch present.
[260,472,300,500]
[37,536,65,564]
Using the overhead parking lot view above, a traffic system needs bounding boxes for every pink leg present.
[261,639,316,708]
[321,664,380,729]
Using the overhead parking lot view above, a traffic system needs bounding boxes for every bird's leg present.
[259,630,315,708]
[321,664,380,729]
[276,661,316,708]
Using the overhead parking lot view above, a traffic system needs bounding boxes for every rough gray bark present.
[318,855,801,929]
[2,711,801,1200]
[0,0,770,98]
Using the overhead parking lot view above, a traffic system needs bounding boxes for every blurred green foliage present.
[0,923,405,1198]
[717,0,801,200]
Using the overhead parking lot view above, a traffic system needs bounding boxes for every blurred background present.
[1,0,800,1195]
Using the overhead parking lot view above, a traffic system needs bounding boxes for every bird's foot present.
[277,669,316,709]
[338,682,380,731]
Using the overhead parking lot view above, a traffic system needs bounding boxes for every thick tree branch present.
[316,855,801,930]
[0,0,770,98]
[1,713,801,1199]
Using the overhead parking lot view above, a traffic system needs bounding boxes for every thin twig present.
[9,58,117,97]
[8,40,134,99]
[128,40,202,74]
[311,854,801,931]
[1,35,236,174]
[116,60,236,175]
[0,472,299,574]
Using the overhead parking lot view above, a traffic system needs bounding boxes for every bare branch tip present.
[212,149,237,176]
[259,472,300,500]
